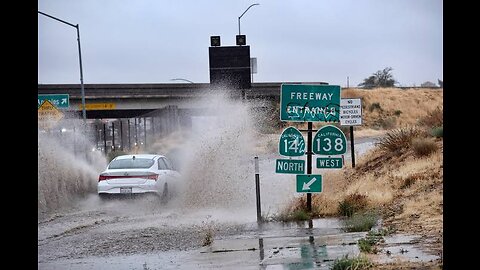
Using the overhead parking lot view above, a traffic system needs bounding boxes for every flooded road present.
[38,93,439,268]
[37,138,388,270]
[38,215,365,270]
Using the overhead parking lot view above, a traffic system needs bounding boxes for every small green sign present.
[38,94,69,108]
[313,125,347,155]
[279,127,305,156]
[276,159,305,174]
[316,157,343,169]
[280,84,341,122]
[296,175,322,193]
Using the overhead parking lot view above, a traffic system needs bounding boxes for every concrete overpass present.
[37,82,326,119]
[38,82,328,154]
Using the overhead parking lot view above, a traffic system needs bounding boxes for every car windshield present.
[108,158,155,169]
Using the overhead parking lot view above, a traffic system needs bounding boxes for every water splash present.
[38,117,107,218]
[175,91,256,211]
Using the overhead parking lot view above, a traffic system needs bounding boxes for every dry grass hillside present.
[342,87,443,133]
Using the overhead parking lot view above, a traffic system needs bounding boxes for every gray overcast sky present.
[38,0,443,87]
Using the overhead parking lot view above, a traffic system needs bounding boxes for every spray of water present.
[37,89,294,224]
[176,91,256,210]
[38,117,107,218]
[136,89,298,222]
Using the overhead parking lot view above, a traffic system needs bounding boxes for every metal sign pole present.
[254,156,262,223]
[350,126,355,168]
[306,122,313,212]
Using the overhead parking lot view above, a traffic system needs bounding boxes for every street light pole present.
[238,3,260,35]
[38,11,87,123]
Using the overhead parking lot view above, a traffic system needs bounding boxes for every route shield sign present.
[276,159,305,174]
[316,157,343,169]
[279,127,305,156]
[280,84,341,122]
[296,175,322,193]
[38,94,69,108]
[312,125,347,155]
[340,98,362,126]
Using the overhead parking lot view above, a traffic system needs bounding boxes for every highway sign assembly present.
[275,159,305,174]
[340,98,362,126]
[316,157,343,169]
[280,84,341,122]
[296,174,322,193]
[38,94,69,108]
[38,100,64,130]
[278,127,305,156]
[312,125,347,155]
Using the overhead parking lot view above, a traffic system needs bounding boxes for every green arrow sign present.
[38,94,69,108]
[280,84,341,122]
[296,175,322,193]
[276,159,305,174]
[313,125,347,155]
[316,157,343,169]
[279,127,305,156]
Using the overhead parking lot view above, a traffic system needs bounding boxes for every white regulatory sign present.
[340,98,362,126]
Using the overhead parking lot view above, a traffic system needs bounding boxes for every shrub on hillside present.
[373,116,397,130]
[338,193,369,217]
[412,138,438,156]
[332,255,373,270]
[343,211,379,232]
[418,106,443,128]
[431,126,443,138]
[368,102,383,112]
[377,127,423,153]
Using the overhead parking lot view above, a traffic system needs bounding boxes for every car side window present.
[161,157,173,170]
[158,158,168,170]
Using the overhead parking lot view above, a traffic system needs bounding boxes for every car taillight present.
[143,174,158,181]
[98,174,158,182]
[98,174,109,182]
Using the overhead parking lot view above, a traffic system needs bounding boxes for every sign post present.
[340,98,363,168]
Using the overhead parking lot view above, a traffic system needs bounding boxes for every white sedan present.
[97,154,181,201]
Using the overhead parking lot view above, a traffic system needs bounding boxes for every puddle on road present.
[39,218,367,270]
[372,234,440,264]
[38,216,440,269]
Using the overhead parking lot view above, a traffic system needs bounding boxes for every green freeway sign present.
[275,159,305,174]
[38,94,69,108]
[279,127,305,156]
[316,157,343,169]
[280,84,341,122]
[313,125,347,155]
[296,175,322,193]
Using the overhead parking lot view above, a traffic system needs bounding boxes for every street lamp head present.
[238,3,260,35]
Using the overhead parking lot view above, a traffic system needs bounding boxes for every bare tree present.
[358,67,397,88]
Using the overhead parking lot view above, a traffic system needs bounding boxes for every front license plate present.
[120,187,132,194]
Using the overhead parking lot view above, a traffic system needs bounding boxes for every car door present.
[157,157,170,177]
[161,157,181,178]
